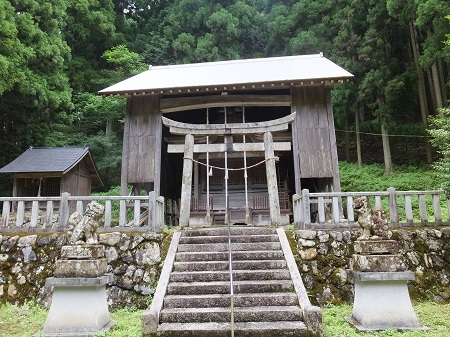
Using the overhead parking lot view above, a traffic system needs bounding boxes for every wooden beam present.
[160,95,292,113]
[162,112,296,136]
[167,142,291,153]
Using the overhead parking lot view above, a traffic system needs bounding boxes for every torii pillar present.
[179,134,194,227]
[264,131,281,225]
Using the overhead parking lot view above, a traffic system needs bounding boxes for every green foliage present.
[0,0,72,169]
[339,162,443,192]
[428,107,450,196]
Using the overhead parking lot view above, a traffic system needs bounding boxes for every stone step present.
[178,234,280,244]
[181,227,277,237]
[169,269,291,282]
[175,250,285,262]
[177,242,281,253]
[163,293,299,309]
[156,321,308,337]
[172,260,287,272]
[166,280,294,295]
[160,306,302,324]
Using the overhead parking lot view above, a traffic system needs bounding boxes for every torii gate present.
[162,112,296,227]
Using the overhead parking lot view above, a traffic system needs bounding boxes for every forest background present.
[0,0,449,195]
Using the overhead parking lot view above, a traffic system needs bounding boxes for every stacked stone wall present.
[0,231,170,309]
[293,227,450,306]
[1,228,449,308]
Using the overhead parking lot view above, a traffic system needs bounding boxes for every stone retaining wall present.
[293,227,450,306]
[1,227,449,308]
[0,231,170,309]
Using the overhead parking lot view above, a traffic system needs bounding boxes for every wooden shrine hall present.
[100,54,353,226]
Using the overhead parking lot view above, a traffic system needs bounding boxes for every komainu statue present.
[353,197,389,240]
[67,201,105,244]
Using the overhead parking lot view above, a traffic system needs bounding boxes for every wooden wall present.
[291,86,340,194]
[121,95,162,195]
[62,160,91,196]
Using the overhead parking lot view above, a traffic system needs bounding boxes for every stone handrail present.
[292,188,450,229]
[0,192,165,233]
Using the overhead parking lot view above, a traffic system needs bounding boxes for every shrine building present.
[100,54,353,227]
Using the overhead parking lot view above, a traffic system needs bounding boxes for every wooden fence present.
[293,188,450,229]
[0,192,165,233]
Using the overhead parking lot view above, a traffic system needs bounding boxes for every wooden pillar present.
[325,87,341,193]
[291,88,302,195]
[179,134,194,227]
[264,131,281,225]
[121,99,132,196]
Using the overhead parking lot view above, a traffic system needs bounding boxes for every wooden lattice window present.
[42,177,61,196]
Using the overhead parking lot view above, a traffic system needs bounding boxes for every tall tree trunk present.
[409,21,432,163]
[355,108,362,168]
[377,97,393,175]
[426,69,437,113]
[427,29,444,111]
[431,61,444,110]
[380,120,393,175]
[344,115,350,162]
[437,58,447,108]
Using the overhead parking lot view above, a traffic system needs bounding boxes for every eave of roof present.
[99,53,353,97]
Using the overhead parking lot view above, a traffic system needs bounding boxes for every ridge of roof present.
[146,53,324,71]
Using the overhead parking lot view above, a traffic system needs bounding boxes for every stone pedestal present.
[42,245,114,337]
[348,240,426,331]
[348,271,424,331]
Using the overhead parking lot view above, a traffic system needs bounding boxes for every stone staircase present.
[142,227,322,337]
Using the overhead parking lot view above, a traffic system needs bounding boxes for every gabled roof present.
[99,53,353,97]
[0,147,102,182]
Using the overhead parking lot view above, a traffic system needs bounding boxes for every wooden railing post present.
[301,189,311,228]
[157,196,165,231]
[59,192,70,228]
[387,187,399,227]
[292,194,301,227]
[45,201,54,229]
[432,194,442,225]
[148,191,156,232]
[2,201,10,228]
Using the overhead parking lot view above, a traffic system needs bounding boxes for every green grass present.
[1,301,450,336]
[0,303,142,337]
[323,302,450,337]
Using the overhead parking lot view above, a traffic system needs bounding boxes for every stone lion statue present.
[353,197,389,240]
[67,201,105,244]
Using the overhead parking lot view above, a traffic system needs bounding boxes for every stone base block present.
[54,259,107,277]
[61,245,105,260]
[348,271,426,331]
[42,278,114,336]
[354,240,398,255]
[352,254,407,272]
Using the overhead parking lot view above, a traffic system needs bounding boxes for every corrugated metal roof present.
[99,54,353,96]
[0,147,92,174]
